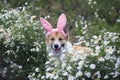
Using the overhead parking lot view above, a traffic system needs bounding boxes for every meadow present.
[0,0,120,80]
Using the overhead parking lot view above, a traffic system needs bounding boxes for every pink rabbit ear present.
[40,17,53,32]
[57,13,67,30]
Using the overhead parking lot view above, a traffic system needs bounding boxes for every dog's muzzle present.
[51,43,65,53]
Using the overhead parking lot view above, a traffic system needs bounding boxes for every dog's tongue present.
[54,49,60,53]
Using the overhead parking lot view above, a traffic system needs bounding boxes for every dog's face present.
[40,13,69,55]
[46,32,67,53]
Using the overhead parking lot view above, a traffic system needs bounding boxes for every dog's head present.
[40,14,69,54]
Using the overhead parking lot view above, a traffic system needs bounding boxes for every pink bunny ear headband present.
[40,13,67,37]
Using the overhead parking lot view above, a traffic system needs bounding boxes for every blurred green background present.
[1,0,119,41]
[1,0,120,29]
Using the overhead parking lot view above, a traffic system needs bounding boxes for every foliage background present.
[0,0,120,80]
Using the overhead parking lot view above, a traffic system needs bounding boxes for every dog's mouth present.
[54,48,61,53]
[51,43,65,54]
[51,44,62,53]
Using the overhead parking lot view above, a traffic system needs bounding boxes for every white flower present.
[61,62,66,68]
[95,46,101,53]
[111,36,118,42]
[115,58,120,69]
[84,64,89,68]
[10,63,17,68]
[49,73,54,79]
[46,73,51,79]
[66,65,72,71]
[76,70,83,77]
[32,73,35,77]
[68,75,75,80]
[93,35,97,39]
[60,54,66,61]
[79,55,86,60]
[113,71,119,78]
[110,72,114,75]
[71,55,79,61]
[94,71,101,78]
[28,74,34,80]
[116,19,120,22]
[94,52,99,56]
[94,12,98,18]
[46,67,53,72]
[63,72,68,76]
[30,15,36,20]
[25,2,28,5]
[83,30,87,34]
[104,54,111,60]
[18,65,22,69]
[104,74,109,79]
[108,32,113,38]
[30,48,36,52]
[35,67,39,72]
[45,61,50,65]
[36,46,39,52]
[78,61,84,66]
[2,67,7,77]
[54,75,59,79]
[27,58,30,62]
[85,42,90,46]
[117,50,120,54]
[41,76,45,79]
[84,71,91,78]
[93,1,97,4]
[90,64,96,69]
[75,21,78,28]
[77,65,83,70]
[98,57,105,62]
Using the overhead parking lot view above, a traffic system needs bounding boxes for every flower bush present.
[0,7,47,80]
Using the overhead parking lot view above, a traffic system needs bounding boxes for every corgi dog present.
[40,13,93,59]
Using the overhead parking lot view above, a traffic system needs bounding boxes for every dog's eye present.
[51,38,54,41]
[59,38,63,41]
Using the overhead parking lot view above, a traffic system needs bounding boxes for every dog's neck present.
[46,41,73,59]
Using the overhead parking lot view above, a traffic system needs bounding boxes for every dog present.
[40,13,93,59]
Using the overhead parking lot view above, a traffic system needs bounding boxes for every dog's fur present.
[40,13,92,59]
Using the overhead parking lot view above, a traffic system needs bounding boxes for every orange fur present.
[72,45,87,51]
[46,32,67,44]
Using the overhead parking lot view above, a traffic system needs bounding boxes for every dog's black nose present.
[54,44,59,49]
